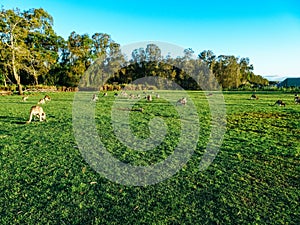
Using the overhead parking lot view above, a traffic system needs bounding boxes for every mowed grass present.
[0,91,299,224]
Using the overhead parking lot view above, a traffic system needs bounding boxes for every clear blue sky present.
[2,0,300,80]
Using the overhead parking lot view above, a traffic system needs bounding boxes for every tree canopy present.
[0,7,268,93]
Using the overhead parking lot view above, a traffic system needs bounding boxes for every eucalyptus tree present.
[0,7,28,94]
[198,50,216,73]
[0,7,60,92]
[65,31,93,86]
[145,43,162,75]
[145,43,162,62]
[77,32,125,88]
[143,44,164,88]
[24,8,60,85]
[121,45,157,84]
[239,57,254,85]
[126,47,147,82]
[213,55,240,88]
[92,33,125,86]
[178,48,196,89]
[162,53,177,82]
[41,35,66,85]
[91,33,111,58]
[180,48,216,90]
[132,47,146,65]
[226,56,241,88]
[101,41,125,86]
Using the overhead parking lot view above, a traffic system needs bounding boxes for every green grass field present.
[0,91,299,224]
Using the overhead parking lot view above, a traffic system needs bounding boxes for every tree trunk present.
[12,59,23,95]
[11,43,23,95]
[18,83,23,95]
[12,66,23,95]
[3,75,7,87]
[32,66,39,85]
[34,74,38,85]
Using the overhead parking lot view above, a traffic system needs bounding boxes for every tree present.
[145,44,162,62]
[65,31,93,86]
[239,57,254,85]
[91,33,111,59]
[78,33,125,88]
[0,7,60,93]
[198,50,216,71]
[0,7,29,94]
[40,35,66,85]
[23,8,60,85]
[144,44,162,78]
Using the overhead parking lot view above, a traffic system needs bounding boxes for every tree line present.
[0,7,268,94]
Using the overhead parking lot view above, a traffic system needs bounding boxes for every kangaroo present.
[44,95,51,101]
[147,94,152,101]
[274,100,286,107]
[177,97,187,106]
[26,106,46,123]
[92,94,99,101]
[294,94,299,103]
[250,94,259,100]
[22,96,29,102]
[38,98,45,104]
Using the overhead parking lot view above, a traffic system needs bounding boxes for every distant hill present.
[277,77,300,88]
[262,75,300,82]
[262,75,286,81]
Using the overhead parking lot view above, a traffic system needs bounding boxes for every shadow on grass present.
[0,114,58,124]
[0,116,27,124]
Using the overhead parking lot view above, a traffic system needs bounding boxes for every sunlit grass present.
[0,91,299,224]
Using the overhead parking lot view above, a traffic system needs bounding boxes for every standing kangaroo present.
[26,106,46,123]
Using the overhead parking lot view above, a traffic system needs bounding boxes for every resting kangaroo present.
[44,95,51,101]
[177,97,187,106]
[22,96,29,102]
[92,94,98,101]
[274,100,286,107]
[38,98,45,104]
[250,94,258,100]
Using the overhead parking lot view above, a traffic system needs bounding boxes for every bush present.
[24,85,57,92]
[0,85,17,92]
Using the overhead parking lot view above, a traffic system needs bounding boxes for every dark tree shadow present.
[0,116,27,124]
